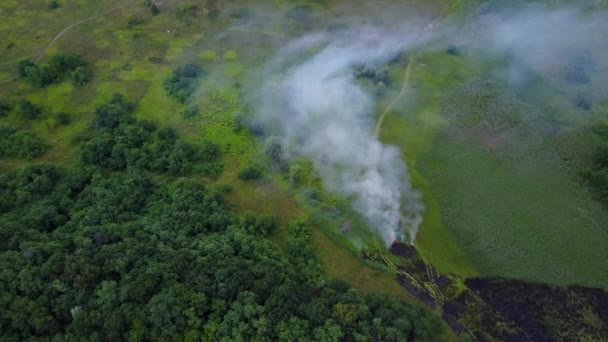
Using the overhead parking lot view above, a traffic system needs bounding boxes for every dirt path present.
[375,54,414,139]
[0,0,132,84]
[35,0,133,63]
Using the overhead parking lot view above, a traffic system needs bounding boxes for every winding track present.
[374,54,414,138]
[0,0,132,83]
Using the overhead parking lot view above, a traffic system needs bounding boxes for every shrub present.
[127,16,144,28]
[150,4,160,15]
[0,125,49,160]
[163,64,202,103]
[55,112,71,125]
[19,99,43,120]
[264,136,283,162]
[238,165,262,180]
[0,101,11,117]
[71,66,92,86]
[181,105,199,120]
[93,93,136,129]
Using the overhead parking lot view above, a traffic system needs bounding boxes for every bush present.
[181,105,199,120]
[264,136,283,162]
[0,101,11,117]
[163,64,202,103]
[150,4,160,15]
[71,66,92,86]
[238,165,262,180]
[55,112,71,125]
[19,99,43,120]
[127,16,144,28]
[0,125,49,160]
[93,93,136,129]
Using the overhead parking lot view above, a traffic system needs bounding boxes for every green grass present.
[417,135,608,289]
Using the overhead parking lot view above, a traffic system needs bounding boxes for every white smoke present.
[247,3,608,246]
[252,25,433,245]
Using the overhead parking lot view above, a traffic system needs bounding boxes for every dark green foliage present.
[288,221,323,288]
[54,111,71,125]
[583,123,608,206]
[127,16,144,28]
[238,165,262,180]
[82,94,222,177]
[163,64,202,103]
[0,160,446,340]
[0,125,49,160]
[181,105,199,120]
[0,96,446,341]
[18,99,43,120]
[18,54,89,87]
[93,93,136,129]
[150,4,160,15]
[48,0,59,9]
[71,66,92,86]
[0,100,11,117]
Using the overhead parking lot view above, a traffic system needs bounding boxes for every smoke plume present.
[252,25,434,245]
[247,3,608,246]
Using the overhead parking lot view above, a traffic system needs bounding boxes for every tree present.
[238,165,262,180]
[151,3,160,16]
[18,99,42,120]
[71,66,92,86]
[264,136,283,162]
[0,101,11,117]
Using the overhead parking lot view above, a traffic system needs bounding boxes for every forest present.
[0,96,447,341]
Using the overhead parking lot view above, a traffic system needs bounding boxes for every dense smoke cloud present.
[248,3,608,246]
[253,25,433,245]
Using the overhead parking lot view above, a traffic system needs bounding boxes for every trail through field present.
[375,54,414,138]
[0,0,132,84]
[35,0,133,63]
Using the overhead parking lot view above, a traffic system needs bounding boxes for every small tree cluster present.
[238,165,262,180]
[0,125,49,160]
[163,64,202,103]
[18,54,92,87]
[81,93,222,177]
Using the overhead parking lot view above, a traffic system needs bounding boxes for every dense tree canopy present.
[0,162,446,341]
[0,93,447,341]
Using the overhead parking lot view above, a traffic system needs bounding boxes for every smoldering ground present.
[245,2,608,246]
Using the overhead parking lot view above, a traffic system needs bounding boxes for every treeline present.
[0,165,446,340]
[79,93,222,177]
[18,54,92,88]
